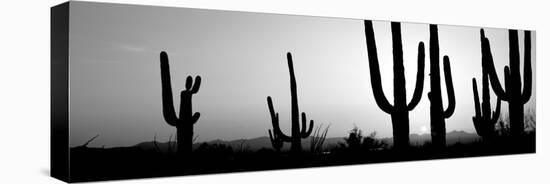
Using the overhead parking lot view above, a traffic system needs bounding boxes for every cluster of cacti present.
[428,24,456,148]
[472,60,501,139]
[480,29,532,137]
[156,21,533,156]
[363,20,426,149]
[160,51,202,157]
[266,52,315,153]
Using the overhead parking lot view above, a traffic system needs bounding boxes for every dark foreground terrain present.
[67,132,535,182]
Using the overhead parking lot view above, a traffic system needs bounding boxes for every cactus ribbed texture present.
[363,20,425,149]
[160,51,202,157]
[480,29,532,137]
[428,25,456,148]
[267,52,314,153]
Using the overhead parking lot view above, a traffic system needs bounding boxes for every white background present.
[0,0,547,183]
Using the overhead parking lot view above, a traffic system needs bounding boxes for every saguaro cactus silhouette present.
[267,52,314,154]
[472,69,501,139]
[159,51,202,157]
[428,24,456,148]
[480,29,532,137]
[363,20,425,149]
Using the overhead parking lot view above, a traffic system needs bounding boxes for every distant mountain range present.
[133,130,481,152]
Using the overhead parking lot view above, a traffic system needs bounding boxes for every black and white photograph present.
[1,0,549,184]
[50,1,536,182]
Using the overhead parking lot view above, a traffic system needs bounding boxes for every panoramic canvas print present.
[51,1,536,182]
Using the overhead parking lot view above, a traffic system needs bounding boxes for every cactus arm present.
[267,96,278,126]
[407,42,426,110]
[268,129,275,143]
[521,31,532,104]
[300,112,314,138]
[471,78,483,136]
[191,76,202,94]
[185,76,193,90]
[442,56,456,119]
[472,116,484,137]
[268,129,283,150]
[160,51,179,127]
[267,97,279,123]
[491,98,501,124]
[266,96,292,142]
[300,112,307,135]
[472,99,483,136]
[472,78,481,118]
[271,120,292,142]
[306,120,314,137]
[364,20,395,114]
[481,30,508,101]
[191,112,200,124]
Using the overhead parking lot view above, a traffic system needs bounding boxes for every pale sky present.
[68,1,536,147]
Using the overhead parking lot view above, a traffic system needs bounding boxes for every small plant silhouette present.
[472,65,501,140]
[339,126,386,152]
[361,132,386,151]
[480,29,532,137]
[310,124,330,154]
[267,52,315,154]
[363,20,426,149]
[152,134,177,154]
[76,134,100,148]
[342,126,363,151]
[153,134,162,153]
[428,24,456,149]
[159,51,202,158]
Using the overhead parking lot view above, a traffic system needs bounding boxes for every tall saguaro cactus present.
[267,52,314,154]
[472,72,501,139]
[159,51,202,157]
[363,20,426,149]
[428,25,456,148]
[480,29,532,137]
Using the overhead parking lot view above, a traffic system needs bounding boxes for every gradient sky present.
[68,1,536,147]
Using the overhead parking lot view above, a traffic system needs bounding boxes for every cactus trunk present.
[428,25,456,148]
[288,53,302,153]
[176,123,193,157]
[390,111,410,149]
[363,20,425,149]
